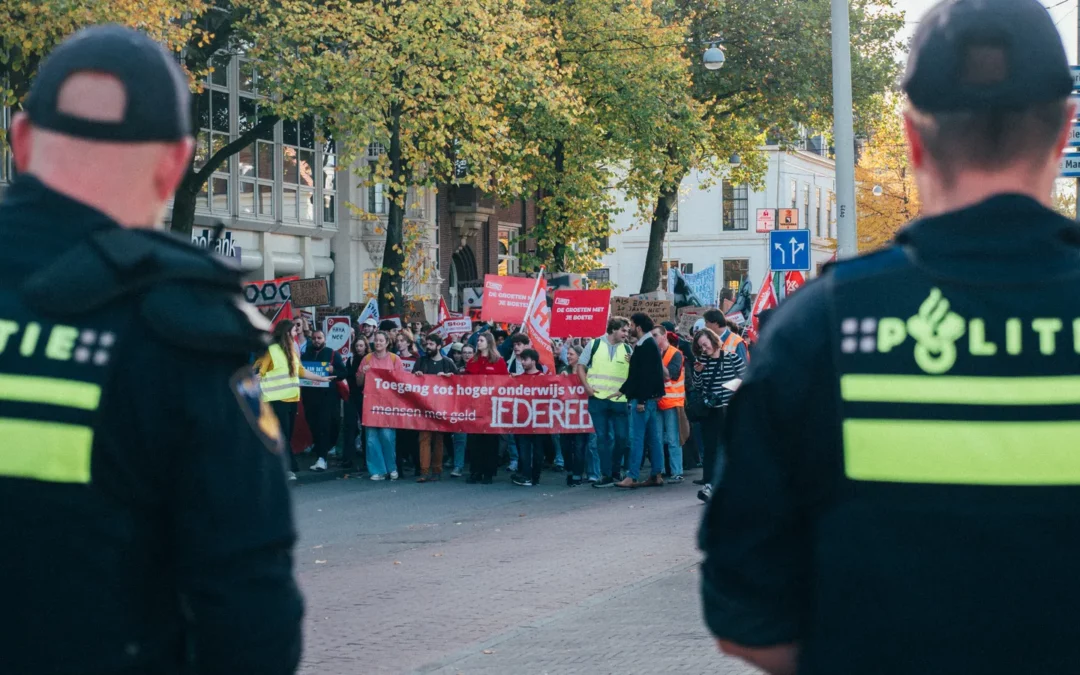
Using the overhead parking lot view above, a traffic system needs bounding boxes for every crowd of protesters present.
[255,308,747,501]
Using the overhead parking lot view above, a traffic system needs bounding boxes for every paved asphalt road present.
[290,468,761,675]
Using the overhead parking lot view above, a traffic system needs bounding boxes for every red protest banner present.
[480,274,536,323]
[362,372,593,434]
[549,289,611,338]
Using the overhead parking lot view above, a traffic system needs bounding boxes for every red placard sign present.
[549,289,611,339]
[363,372,594,434]
[480,274,537,323]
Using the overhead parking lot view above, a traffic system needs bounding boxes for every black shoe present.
[693,478,707,486]
[593,476,616,488]
[566,475,581,487]
[466,474,480,484]
[551,465,565,473]
[482,476,493,484]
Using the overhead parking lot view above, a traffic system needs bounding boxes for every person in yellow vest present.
[255,320,333,480]
[651,327,686,482]
[575,316,633,488]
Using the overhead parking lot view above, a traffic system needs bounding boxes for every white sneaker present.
[508,461,518,472]
[370,474,386,481]
[311,457,327,472]
[450,469,463,478]
[287,471,297,481]
[389,471,399,480]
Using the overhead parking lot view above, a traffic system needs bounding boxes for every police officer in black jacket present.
[0,26,302,674]
[700,1,1080,673]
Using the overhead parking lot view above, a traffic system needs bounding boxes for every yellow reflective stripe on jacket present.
[261,344,300,402]
[0,373,101,410]
[0,418,93,484]
[842,374,1080,406]
[844,418,1080,485]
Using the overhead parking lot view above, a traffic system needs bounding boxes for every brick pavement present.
[293,472,758,675]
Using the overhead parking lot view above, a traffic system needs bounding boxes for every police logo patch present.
[231,368,283,453]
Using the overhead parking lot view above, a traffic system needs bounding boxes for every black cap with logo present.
[26,24,191,143]
[903,0,1073,113]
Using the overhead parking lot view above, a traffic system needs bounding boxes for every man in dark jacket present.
[617,313,667,488]
[300,330,346,471]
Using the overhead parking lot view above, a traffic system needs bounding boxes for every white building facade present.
[598,147,837,301]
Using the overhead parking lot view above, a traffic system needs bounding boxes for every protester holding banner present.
[255,321,333,479]
[559,344,591,487]
[359,332,405,480]
[577,317,632,488]
[300,331,348,472]
[464,333,508,484]
[413,334,459,482]
[341,336,370,472]
[690,328,745,503]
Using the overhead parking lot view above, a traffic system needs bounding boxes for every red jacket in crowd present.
[465,356,509,375]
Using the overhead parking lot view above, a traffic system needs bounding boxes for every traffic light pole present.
[832,0,858,258]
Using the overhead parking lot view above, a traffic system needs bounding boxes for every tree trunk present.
[639,182,681,293]
[170,175,200,237]
[377,102,406,317]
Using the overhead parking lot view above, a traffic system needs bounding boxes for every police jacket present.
[0,176,303,675]
[699,195,1080,675]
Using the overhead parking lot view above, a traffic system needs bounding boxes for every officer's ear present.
[154,136,195,201]
[902,111,925,171]
[10,112,32,173]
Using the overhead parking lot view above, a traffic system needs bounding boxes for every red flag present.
[783,271,806,297]
[524,277,555,372]
[270,301,294,328]
[745,272,778,343]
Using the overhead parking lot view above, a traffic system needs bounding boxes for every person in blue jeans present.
[616,313,666,488]
[576,317,633,488]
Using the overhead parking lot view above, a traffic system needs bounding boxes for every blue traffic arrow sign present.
[769,229,811,272]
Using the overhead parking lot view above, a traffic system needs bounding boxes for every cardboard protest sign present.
[300,361,331,388]
[323,316,353,359]
[289,277,330,307]
[480,274,536,323]
[363,372,594,434]
[550,289,611,338]
[610,296,675,327]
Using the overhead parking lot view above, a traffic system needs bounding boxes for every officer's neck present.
[919,167,1055,218]
[28,170,164,229]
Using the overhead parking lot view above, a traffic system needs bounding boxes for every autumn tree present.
[855,100,919,251]
[243,0,577,314]
[636,0,904,292]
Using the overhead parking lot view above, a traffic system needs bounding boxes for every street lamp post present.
[832,0,858,259]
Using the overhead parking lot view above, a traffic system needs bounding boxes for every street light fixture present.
[703,44,725,71]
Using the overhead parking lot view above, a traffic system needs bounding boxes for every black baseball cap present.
[903,0,1072,113]
[26,24,191,142]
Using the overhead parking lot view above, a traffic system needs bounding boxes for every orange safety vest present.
[721,330,748,361]
[659,345,685,410]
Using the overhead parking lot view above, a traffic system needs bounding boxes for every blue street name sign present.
[769,229,811,272]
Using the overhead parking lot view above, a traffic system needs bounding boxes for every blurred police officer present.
[0,25,303,674]
[699,1,1080,673]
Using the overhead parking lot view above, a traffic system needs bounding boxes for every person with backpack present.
[575,317,633,488]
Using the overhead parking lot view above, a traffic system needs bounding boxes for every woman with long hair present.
[690,328,745,503]
[341,335,370,472]
[255,320,332,479]
[358,331,404,480]
[391,328,420,474]
[464,333,508,484]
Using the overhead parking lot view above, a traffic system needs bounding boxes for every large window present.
[237,59,274,219]
[667,202,678,232]
[827,191,836,238]
[722,181,748,231]
[498,226,520,276]
[815,187,822,236]
[195,53,233,214]
[660,259,680,291]
[803,184,811,232]
[723,259,749,294]
[790,179,797,208]
[367,143,386,215]
[0,107,12,184]
[282,117,316,222]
